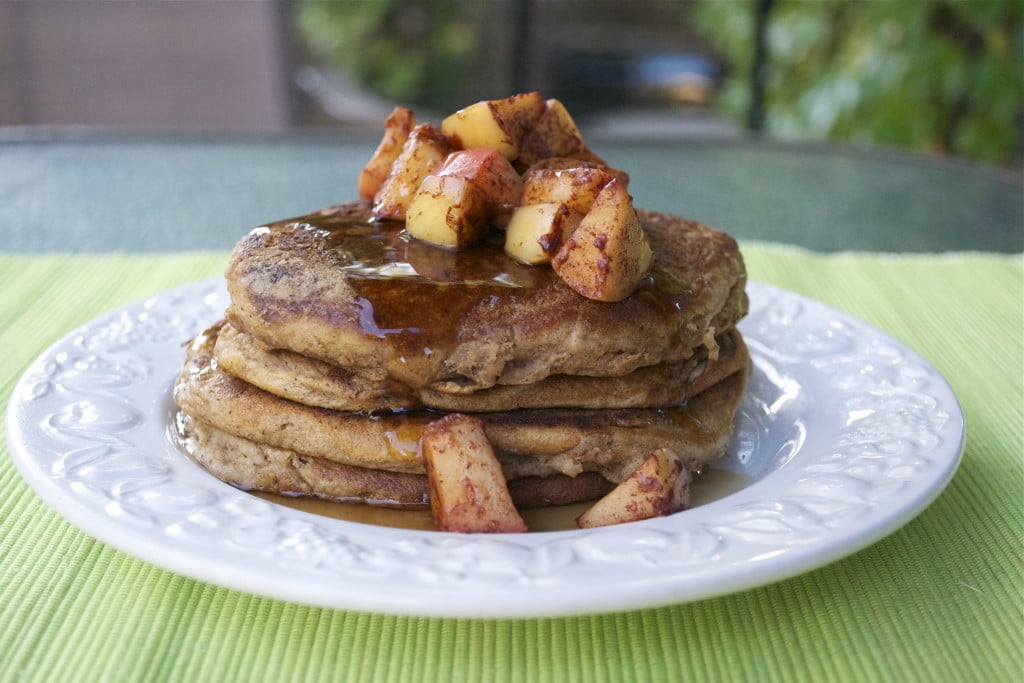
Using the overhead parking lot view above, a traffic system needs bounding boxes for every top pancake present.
[225,201,747,392]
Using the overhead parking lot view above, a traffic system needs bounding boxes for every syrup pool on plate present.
[254,467,751,532]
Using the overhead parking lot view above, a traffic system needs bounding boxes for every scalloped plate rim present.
[5,278,965,618]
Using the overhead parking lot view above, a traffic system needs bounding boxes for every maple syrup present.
[254,468,751,532]
[261,207,687,388]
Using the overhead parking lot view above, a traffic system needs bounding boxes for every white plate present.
[6,279,964,618]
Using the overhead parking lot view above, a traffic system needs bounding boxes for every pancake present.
[215,320,748,412]
[177,412,616,509]
[173,324,750,485]
[214,321,419,411]
[224,201,747,392]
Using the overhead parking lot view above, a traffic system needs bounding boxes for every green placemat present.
[1,247,1021,682]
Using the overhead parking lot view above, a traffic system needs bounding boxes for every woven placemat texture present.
[1,247,1020,682]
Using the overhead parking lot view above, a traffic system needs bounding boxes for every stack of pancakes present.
[174,201,750,510]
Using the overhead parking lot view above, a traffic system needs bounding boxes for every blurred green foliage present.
[293,0,481,111]
[693,0,1022,164]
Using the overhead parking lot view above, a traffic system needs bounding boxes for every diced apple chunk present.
[504,202,581,265]
[577,449,690,528]
[358,106,417,201]
[405,174,489,248]
[551,178,653,302]
[422,414,528,533]
[372,123,451,221]
[435,148,524,214]
[520,163,621,215]
[527,157,629,187]
[441,92,545,161]
[519,98,602,166]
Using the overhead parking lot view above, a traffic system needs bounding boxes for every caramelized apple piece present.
[520,163,621,215]
[358,106,417,201]
[519,98,603,166]
[577,449,690,528]
[441,92,545,161]
[551,178,652,302]
[504,202,581,265]
[422,414,528,533]
[435,148,524,214]
[372,123,451,221]
[527,157,629,187]
[405,174,489,248]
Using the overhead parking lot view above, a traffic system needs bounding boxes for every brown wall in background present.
[0,0,294,130]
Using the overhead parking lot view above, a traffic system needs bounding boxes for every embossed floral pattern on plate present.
[6,280,964,617]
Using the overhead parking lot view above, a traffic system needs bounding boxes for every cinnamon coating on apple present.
[359,93,653,303]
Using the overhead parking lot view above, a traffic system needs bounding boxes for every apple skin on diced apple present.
[551,178,653,302]
[372,123,451,221]
[504,202,582,265]
[405,174,489,248]
[422,414,528,534]
[358,106,417,201]
[577,449,690,528]
[441,92,545,161]
[435,148,524,215]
